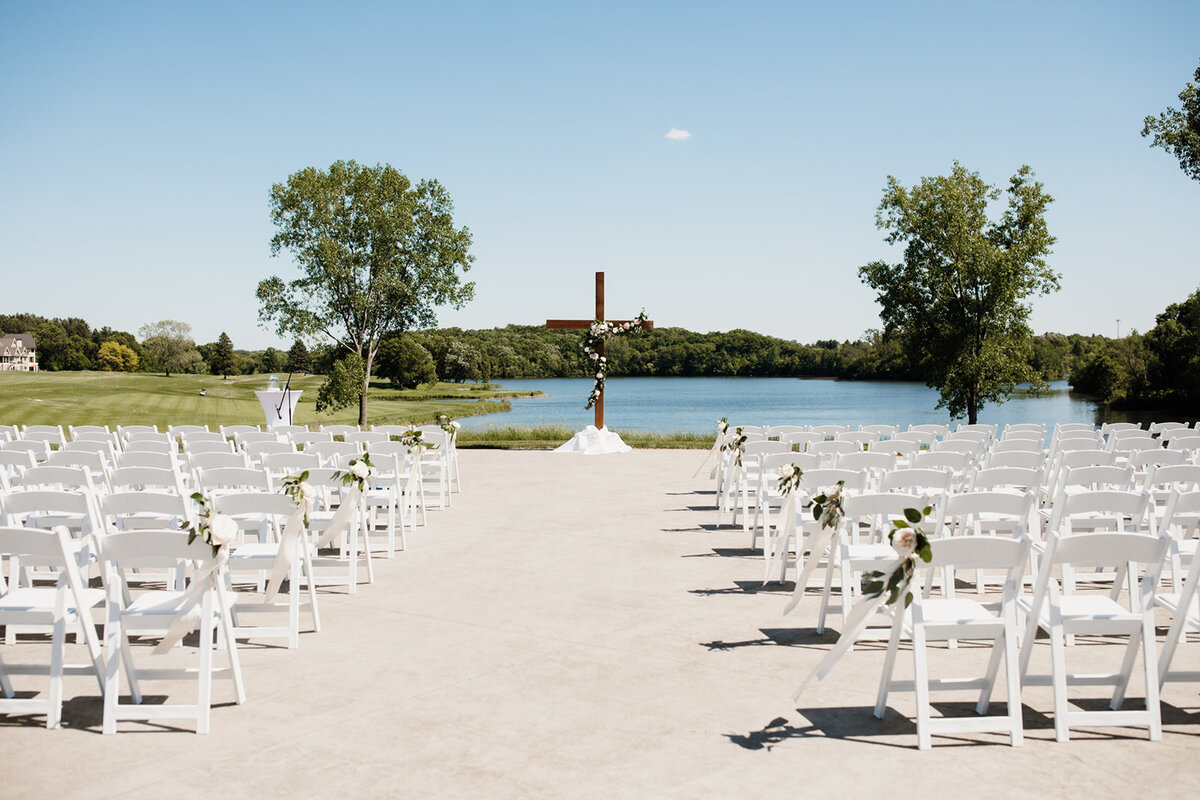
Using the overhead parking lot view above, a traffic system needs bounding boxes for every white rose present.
[350,460,370,480]
[208,513,239,547]
[450,420,461,430]
[777,465,794,480]
[596,372,603,379]
[590,352,599,360]
[892,528,917,559]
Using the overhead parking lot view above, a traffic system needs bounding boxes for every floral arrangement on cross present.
[583,310,650,410]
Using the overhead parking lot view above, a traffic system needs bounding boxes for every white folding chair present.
[303,468,373,594]
[1156,496,1200,690]
[874,535,1031,749]
[1018,531,1168,742]
[213,493,321,648]
[831,492,932,640]
[0,525,105,728]
[99,530,245,734]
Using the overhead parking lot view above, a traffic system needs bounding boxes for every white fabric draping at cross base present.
[554,425,632,455]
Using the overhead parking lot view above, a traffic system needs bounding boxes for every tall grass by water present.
[457,425,712,450]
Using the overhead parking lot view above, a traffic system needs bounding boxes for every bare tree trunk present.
[358,348,374,427]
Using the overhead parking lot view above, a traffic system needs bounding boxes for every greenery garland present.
[582,310,650,411]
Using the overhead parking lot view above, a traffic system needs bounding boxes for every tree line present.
[6,295,1198,414]
[0,314,312,378]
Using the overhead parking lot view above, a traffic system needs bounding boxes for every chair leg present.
[197,592,214,734]
[817,555,835,635]
[102,614,121,735]
[1110,628,1143,710]
[976,631,1006,715]
[874,613,904,719]
[1049,622,1069,742]
[0,651,14,697]
[1003,627,1024,747]
[912,622,932,750]
[48,600,66,730]
[1142,614,1162,742]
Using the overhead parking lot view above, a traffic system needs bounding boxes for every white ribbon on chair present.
[791,588,893,701]
[312,485,362,549]
[781,495,903,700]
[781,493,833,617]
[152,548,229,655]
[264,507,307,604]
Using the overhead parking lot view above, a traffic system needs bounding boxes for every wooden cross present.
[546,271,653,430]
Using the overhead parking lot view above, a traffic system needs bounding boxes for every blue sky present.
[2,1,1197,350]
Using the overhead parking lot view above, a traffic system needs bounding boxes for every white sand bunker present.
[554,425,632,454]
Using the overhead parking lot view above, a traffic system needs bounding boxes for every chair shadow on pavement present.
[690,581,794,597]
[726,700,1200,751]
[701,627,838,651]
[680,547,758,558]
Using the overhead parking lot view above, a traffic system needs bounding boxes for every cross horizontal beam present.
[546,319,655,330]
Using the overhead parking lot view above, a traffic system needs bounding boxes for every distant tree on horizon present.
[375,333,437,388]
[286,338,311,373]
[211,332,235,379]
[859,162,1059,424]
[139,320,200,377]
[97,340,139,371]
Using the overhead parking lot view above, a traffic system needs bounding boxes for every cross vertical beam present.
[594,271,605,430]
[546,271,653,432]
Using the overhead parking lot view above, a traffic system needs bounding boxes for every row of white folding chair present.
[0,525,106,729]
[17,425,66,448]
[874,527,1168,747]
[874,534,1030,749]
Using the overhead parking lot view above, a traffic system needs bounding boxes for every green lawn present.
[0,372,524,430]
[0,372,709,449]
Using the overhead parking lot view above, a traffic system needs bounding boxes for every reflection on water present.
[460,377,1125,434]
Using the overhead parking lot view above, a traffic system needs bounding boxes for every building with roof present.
[0,333,38,371]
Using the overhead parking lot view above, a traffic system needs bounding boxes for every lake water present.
[460,377,1119,434]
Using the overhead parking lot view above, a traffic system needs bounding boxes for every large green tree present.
[211,332,235,378]
[859,162,1059,424]
[375,333,437,388]
[285,339,311,373]
[1142,60,1200,183]
[138,320,200,377]
[258,160,475,425]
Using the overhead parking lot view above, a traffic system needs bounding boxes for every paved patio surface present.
[5,449,1200,798]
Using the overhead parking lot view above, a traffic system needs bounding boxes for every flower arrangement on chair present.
[181,492,238,556]
[860,505,934,608]
[436,415,462,437]
[337,453,374,492]
[281,471,315,526]
[582,310,650,410]
[777,467,846,530]
[721,426,748,467]
[399,429,433,451]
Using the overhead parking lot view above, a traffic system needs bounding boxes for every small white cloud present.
[665,128,691,141]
